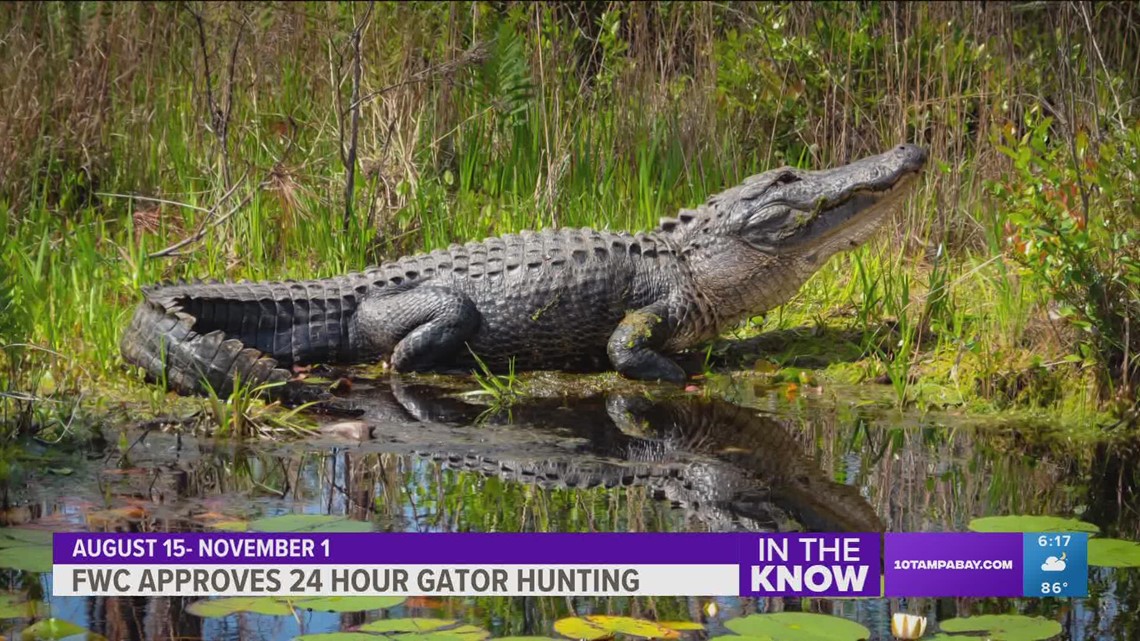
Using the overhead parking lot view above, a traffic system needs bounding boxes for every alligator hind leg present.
[353,286,481,372]
[607,303,687,383]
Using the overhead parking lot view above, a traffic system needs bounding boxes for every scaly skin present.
[121,145,927,396]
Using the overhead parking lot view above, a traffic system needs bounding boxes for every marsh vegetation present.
[3,2,1139,437]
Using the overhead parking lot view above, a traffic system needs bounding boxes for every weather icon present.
[1041,553,1068,572]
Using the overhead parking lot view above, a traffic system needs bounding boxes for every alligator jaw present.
[733,143,928,263]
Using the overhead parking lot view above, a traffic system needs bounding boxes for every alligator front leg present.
[607,303,687,383]
[353,286,481,372]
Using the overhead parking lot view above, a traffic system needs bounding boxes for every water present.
[3,374,1138,640]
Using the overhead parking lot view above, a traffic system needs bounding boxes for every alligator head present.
[660,144,928,330]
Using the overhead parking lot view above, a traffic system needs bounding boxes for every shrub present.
[990,115,1140,418]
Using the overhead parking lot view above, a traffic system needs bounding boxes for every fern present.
[474,22,533,128]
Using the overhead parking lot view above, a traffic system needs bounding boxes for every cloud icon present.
[1041,555,1067,572]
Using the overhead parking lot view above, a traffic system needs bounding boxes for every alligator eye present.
[775,172,801,185]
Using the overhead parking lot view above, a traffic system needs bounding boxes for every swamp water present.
[1,375,1137,641]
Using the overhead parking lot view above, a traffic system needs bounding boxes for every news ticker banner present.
[51,532,1088,599]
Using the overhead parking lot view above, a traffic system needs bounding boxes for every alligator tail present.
[120,277,371,396]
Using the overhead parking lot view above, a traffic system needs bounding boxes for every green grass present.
[202,376,317,440]
[466,352,522,420]
[1,2,1136,440]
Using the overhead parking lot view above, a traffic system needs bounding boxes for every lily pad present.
[0,594,43,619]
[187,596,295,617]
[967,515,1099,535]
[210,520,250,532]
[552,620,611,641]
[0,529,54,573]
[0,529,54,548]
[356,618,490,641]
[296,629,389,634]
[555,616,680,640]
[20,617,104,640]
[724,613,870,641]
[292,596,407,612]
[939,615,1062,641]
[1089,538,1140,568]
[394,625,490,641]
[357,619,460,634]
[357,619,457,634]
[248,514,372,533]
[188,595,406,617]
[0,547,53,573]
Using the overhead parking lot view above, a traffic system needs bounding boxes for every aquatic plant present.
[467,352,521,415]
[722,612,871,641]
[202,376,317,439]
[938,614,1061,641]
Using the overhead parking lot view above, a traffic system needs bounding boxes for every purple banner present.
[739,533,880,597]
[884,532,1023,597]
[55,532,757,565]
[55,532,883,598]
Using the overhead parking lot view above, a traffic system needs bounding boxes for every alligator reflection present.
[343,377,883,534]
[46,380,886,640]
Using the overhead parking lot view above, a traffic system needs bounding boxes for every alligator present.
[121,144,927,396]
[316,378,885,533]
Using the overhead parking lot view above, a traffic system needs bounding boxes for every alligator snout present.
[892,143,929,172]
